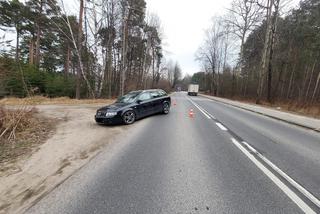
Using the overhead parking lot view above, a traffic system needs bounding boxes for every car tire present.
[162,102,170,114]
[122,110,136,125]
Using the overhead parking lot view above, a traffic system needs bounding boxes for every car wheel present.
[163,102,170,114]
[122,110,136,125]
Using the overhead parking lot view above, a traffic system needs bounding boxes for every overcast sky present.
[145,0,233,75]
[145,0,300,76]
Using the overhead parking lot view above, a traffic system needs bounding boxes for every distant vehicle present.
[187,84,199,96]
[95,89,171,125]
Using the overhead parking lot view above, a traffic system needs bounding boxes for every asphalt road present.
[26,92,320,214]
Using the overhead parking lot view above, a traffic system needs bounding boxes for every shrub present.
[0,106,37,141]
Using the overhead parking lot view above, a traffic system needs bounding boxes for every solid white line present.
[201,108,216,119]
[216,122,228,131]
[231,138,316,214]
[187,98,211,119]
[242,141,320,208]
[187,97,217,119]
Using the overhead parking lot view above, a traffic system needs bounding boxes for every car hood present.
[98,102,130,112]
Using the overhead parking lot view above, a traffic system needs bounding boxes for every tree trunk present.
[311,71,320,103]
[267,0,279,103]
[76,0,84,99]
[305,61,316,100]
[256,0,274,104]
[267,43,273,103]
[64,44,70,78]
[300,64,310,103]
[35,1,43,68]
[286,66,295,99]
[29,38,34,65]
[120,9,128,96]
[107,38,113,99]
[274,62,286,100]
[15,29,19,61]
[232,69,236,97]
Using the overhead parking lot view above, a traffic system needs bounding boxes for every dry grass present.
[0,106,56,166]
[228,96,320,118]
[0,95,115,167]
[0,96,115,105]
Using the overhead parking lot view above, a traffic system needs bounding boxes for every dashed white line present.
[231,138,316,214]
[216,122,228,131]
[187,95,319,212]
[242,141,320,208]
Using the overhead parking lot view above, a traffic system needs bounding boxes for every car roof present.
[142,89,165,93]
[127,89,166,94]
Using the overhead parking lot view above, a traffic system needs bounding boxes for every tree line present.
[0,0,182,99]
[194,0,320,106]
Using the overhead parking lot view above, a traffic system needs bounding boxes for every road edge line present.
[230,138,316,214]
[187,97,211,119]
[242,141,320,208]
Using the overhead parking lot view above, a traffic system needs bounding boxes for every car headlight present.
[105,112,117,117]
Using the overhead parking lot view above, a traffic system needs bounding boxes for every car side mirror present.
[137,99,142,104]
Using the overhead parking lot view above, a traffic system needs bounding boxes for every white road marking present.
[201,108,216,119]
[216,123,228,131]
[187,98,211,119]
[242,141,320,208]
[231,138,316,214]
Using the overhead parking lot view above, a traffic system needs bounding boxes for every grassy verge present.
[0,96,115,105]
[217,96,320,118]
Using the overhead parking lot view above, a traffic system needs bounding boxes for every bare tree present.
[256,0,281,103]
[225,0,262,69]
[56,0,95,98]
[196,17,231,96]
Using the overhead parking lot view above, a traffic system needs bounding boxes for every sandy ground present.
[0,103,127,214]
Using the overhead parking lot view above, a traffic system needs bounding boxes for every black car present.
[95,89,171,125]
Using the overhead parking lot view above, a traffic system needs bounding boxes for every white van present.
[187,84,199,96]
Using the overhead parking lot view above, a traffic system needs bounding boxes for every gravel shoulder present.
[0,103,127,214]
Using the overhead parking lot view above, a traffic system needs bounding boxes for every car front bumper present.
[95,115,123,125]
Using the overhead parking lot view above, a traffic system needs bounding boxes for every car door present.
[136,92,153,117]
[150,91,163,113]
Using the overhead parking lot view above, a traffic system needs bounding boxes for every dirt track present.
[0,103,127,214]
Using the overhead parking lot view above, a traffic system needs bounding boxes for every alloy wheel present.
[163,102,170,114]
[123,111,135,124]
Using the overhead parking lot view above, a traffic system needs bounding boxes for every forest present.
[194,0,320,107]
[0,0,319,109]
[0,0,182,99]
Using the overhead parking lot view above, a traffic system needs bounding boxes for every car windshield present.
[116,92,140,104]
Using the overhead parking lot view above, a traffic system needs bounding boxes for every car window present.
[150,91,161,98]
[138,92,152,101]
[158,90,167,96]
[116,92,140,104]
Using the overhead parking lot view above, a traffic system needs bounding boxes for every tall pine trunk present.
[15,28,20,61]
[76,0,84,99]
[35,1,43,67]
